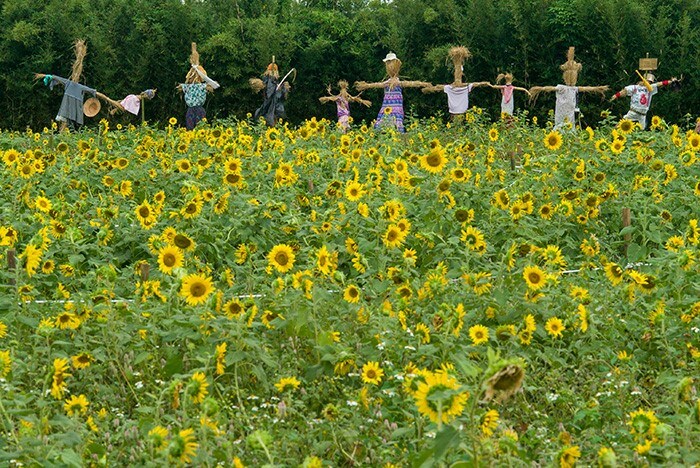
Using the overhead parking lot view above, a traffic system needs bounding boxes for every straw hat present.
[383,52,399,62]
[83,97,101,117]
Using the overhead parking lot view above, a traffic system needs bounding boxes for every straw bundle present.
[560,47,582,86]
[249,78,264,93]
[190,42,200,66]
[385,59,402,78]
[496,73,513,84]
[448,46,471,65]
[70,40,87,82]
[96,92,125,115]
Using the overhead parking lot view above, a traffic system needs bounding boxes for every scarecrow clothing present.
[444,84,473,115]
[120,95,141,115]
[622,84,659,129]
[554,84,578,129]
[186,106,207,131]
[254,75,288,126]
[180,83,208,129]
[48,75,96,126]
[336,95,350,129]
[501,84,515,115]
[375,83,405,132]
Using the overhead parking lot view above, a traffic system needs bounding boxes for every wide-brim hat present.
[383,52,399,62]
[83,97,101,117]
[643,72,656,83]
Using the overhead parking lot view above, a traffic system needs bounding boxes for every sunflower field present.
[0,112,699,467]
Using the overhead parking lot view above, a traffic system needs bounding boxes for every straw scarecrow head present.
[383,52,402,78]
[496,72,514,85]
[448,46,471,86]
[185,43,207,84]
[560,47,582,86]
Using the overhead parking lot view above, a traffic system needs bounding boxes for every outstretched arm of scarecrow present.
[513,86,531,97]
[350,94,372,107]
[609,88,628,102]
[355,81,386,91]
[319,85,338,104]
[399,79,433,89]
[654,77,680,89]
[422,84,445,93]
[528,86,557,102]
[470,81,491,89]
[95,92,126,114]
[34,73,68,89]
[577,85,609,96]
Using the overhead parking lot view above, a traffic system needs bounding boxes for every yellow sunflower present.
[545,316,565,338]
[268,244,296,273]
[135,200,157,229]
[617,119,635,134]
[158,245,183,275]
[169,428,198,464]
[361,361,384,385]
[543,130,563,150]
[180,273,214,306]
[274,376,301,392]
[34,196,52,213]
[343,284,361,304]
[64,394,89,416]
[188,372,209,403]
[345,181,365,202]
[469,324,489,345]
[460,226,486,253]
[420,146,447,174]
[523,265,546,290]
[383,224,405,249]
[414,369,469,424]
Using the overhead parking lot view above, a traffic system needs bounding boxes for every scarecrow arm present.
[350,94,372,107]
[400,80,432,89]
[355,81,386,91]
[577,85,608,96]
[529,86,556,101]
[655,77,679,88]
[470,81,491,89]
[319,95,338,104]
[422,84,444,93]
[96,92,126,114]
[513,86,531,96]
[610,88,628,101]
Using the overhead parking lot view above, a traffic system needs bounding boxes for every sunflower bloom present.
[414,369,469,424]
[274,376,301,392]
[361,361,384,386]
[64,394,89,417]
[268,244,296,273]
[545,317,565,338]
[180,274,214,306]
[158,245,183,275]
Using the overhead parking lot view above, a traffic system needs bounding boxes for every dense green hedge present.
[0,0,697,130]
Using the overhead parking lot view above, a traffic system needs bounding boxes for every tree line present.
[0,0,697,130]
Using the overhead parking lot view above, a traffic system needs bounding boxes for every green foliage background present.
[0,0,697,130]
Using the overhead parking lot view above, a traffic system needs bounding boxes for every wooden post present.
[7,249,16,285]
[622,207,631,254]
[141,98,146,124]
[140,263,150,282]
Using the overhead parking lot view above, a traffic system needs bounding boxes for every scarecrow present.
[610,55,679,130]
[178,43,220,130]
[355,52,431,133]
[34,40,100,131]
[530,47,608,130]
[422,47,490,119]
[489,72,531,116]
[250,57,295,127]
[319,80,371,132]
